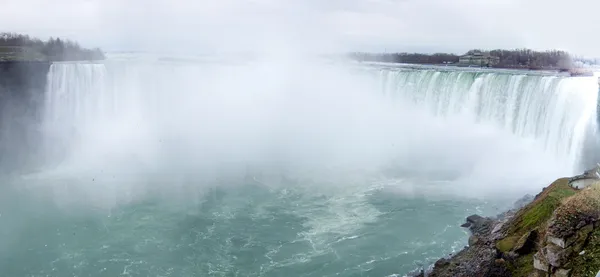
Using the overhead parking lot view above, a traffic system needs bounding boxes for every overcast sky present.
[1,0,599,56]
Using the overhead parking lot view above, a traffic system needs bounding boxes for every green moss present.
[571,228,600,277]
[551,183,600,238]
[498,179,577,277]
[507,253,534,277]
[507,178,576,237]
[497,236,519,253]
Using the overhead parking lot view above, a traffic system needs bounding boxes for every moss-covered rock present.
[548,183,600,240]
[506,178,577,239]
[570,227,600,277]
[537,182,600,276]
[497,178,600,276]
[492,178,577,275]
[506,253,534,277]
[497,236,519,253]
[420,177,600,277]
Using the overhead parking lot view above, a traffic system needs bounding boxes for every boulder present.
[543,243,573,268]
[464,214,494,236]
[573,223,595,253]
[547,235,569,249]
[546,222,594,256]
[533,252,549,272]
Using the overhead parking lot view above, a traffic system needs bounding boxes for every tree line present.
[0,32,105,61]
[349,48,575,70]
[349,52,460,65]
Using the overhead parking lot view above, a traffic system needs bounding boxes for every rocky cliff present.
[0,61,50,173]
[416,176,600,277]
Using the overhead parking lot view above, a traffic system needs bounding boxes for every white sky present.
[1,0,599,56]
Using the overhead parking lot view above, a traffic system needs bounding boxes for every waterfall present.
[43,63,109,164]
[378,69,598,172]
[41,62,599,177]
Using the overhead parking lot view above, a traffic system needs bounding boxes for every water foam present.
[378,69,598,171]
[35,61,600,205]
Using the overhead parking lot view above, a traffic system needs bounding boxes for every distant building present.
[459,51,500,67]
[568,164,600,189]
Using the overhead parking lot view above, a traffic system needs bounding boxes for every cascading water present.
[43,63,109,165]
[2,59,598,277]
[378,69,598,172]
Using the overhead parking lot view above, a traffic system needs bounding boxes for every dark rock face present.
[425,244,508,277]
[0,61,50,173]
[464,214,494,236]
[419,214,508,277]
[514,229,537,255]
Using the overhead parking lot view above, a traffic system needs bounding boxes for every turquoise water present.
[1,175,505,277]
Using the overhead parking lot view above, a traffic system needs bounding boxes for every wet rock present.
[466,214,486,224]
[412,269,424,277]
[434,258,450,268]
[425,244,500,277]
[464,214,494,236]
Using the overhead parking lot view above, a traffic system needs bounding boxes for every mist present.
[11,57,587,217]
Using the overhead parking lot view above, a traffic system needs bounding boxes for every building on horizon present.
[459,51,500,67]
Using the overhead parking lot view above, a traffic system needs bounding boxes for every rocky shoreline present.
[412,172,600,277]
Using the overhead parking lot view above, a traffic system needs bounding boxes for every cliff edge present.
[0,61,51,172]
[416,172,600,277]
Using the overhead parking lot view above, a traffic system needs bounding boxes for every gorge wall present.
[0,61,50,173]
